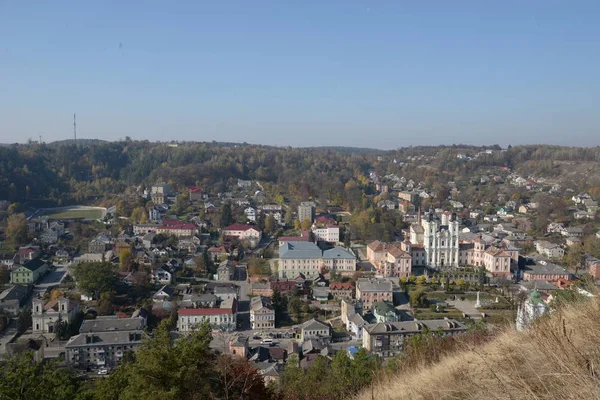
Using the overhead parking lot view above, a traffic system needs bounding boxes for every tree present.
[119,249,133,271]
[264,214,276,234]
[271,289,287,326]
[294,219,301,230]
[6,213,27,247]
[71,262,117,299]
[0,352,82,400]
[409,288,428,308]
[0,264,9,284]
[565,244,584,274]
[174,193,189,214]
[220,202,233,228]
[130,207,147,223]
[301,218,312,231]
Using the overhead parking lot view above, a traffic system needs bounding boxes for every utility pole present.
[39,134,42,144]
[73,113,77,142]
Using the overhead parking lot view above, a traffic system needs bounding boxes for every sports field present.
[46,208,105,220]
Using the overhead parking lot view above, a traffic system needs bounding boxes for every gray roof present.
[520,280,559,291]
[18,259,46,272]
[300,318,329,331]
[79,317,145,333]
[279,242,355,260]
[66,331,144,348]
[357,278,393,293]
[364,319,467,335]
[524,262,570,276]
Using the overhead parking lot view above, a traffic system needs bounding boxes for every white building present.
[250,296,275,330]
[534,241,564,259]
[32,297,80,335]
[516,289,549,331]
[177,301,237,332]
[244,207,257,222]
[409,211,460,268]
[278,241,356,279]
[311,224,339,243]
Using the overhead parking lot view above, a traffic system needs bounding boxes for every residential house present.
[188,186,204,201]
[181,293,218,308]
[152,265,173,285]
[312,286,330,302]
[73,253,105,264]
[88,236,111,254]
[237,179,252,188]
[522,260,572,282]
[177,299,237,332]
[534,241,564,259]
[574,211,595,220]
[378,200,396,210]
[153,285,174,302]
[300,318,331,341]
[10,259,49,284]
[362,319,467,357]
[40,222,65,244]
[250,296,275,330]
[311,224,340,243]
[561,227,584,237]
[142,233,156,249]
[222,224,262,245]
[32,297,80,334]
[217,260,237,281]
[244,207,257,222]
[0,285,30,316]
[356,278,393,310]
[66,316,146,370]
[148,207,161,222]
[373,302,399,323]
[329,282,355,299]
[155,220,197,237]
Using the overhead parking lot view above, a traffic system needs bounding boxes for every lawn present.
[47,209,104,220]
[414,308,464,320]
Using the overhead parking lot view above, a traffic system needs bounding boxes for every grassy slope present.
[357,298,600,400]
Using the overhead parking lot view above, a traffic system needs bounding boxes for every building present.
[516,289,549,331]
[222,224,262,243]
[65,316,146,370]
[0,285,30,316]
[88,236,111,253]
[356,278,393,310]
[298,202,315,223]
[40,222,65,244]
[32,297,80,334]
[278,230,310,246]
[156,220,197,237]
[250,296,275,330]
[151,183,171,195]
[278,241,356,279]
[534,241,564,259]
[366,241,412,278]
[177,300,237,332]
[408,210,460,268]
[300,318,331,341]
[311,224,339,243]
[362,319,467,357]
[522,260,572,282]
[10,259,49,284]
[188,186,205,201]
[217,260,237,281]
[329,282,355,299]
[373,302,399,323]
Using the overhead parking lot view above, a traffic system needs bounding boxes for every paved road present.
[448,299,483,320]
[34,264,68,295]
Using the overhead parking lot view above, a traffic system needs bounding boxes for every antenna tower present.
[73,113,77,142]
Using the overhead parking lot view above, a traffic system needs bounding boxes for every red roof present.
[270,281,296,291]
[188,186,203,193]
[224,224,259,231]
[330,282,354,290]
[178,307,233,316]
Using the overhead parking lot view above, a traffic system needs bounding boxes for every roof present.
[80,317,145,333]
[279,241,355,260]
[484,247,511,258]
[44,298,79,313]
[373,301,397,316]
[330,282,354,290]
[224,224,260,232]
[357,278,393,293]
[364,319,467,335]
[18,258,46,272]
[524,262,571,276]
[520,280,559,291]
[178,307,234,316]
[66,331,143,348]
[300,318,329,331]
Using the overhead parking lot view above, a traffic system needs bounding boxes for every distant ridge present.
[48,138,108,147]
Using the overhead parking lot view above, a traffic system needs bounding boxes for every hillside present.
[357,298,600,400]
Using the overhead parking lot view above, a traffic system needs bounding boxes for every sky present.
[1,1,599,149]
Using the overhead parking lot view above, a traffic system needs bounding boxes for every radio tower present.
[73,113,77,142]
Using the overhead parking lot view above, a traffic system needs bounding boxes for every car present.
[97,369,108,375]
[253,335,261,340]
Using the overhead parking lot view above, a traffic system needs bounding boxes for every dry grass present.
[357,298,600,400]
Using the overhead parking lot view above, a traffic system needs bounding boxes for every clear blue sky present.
[1,1,599,149]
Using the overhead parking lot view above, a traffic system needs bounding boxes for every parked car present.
[98,369,108,375]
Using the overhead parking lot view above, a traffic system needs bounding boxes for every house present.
[177,300,237,332]
[534,241,564,259]
[208,246,229,262]
[6,339,45,363]
[244,207,257,222]
[378,200,396,210]
[356,278,393,310]
[66,316,146,370]
[518,205,530,214]
[148,206,161,222]
[10,259,49,284]
[312,286,330,302]
[547,222,564,234]
[571,193,591,204]
[222,224,262,245]
[373,302,399,323]
[250,296,275,330]
[229,335,249,357]
[152,265,173,285]
[278,230,310,246]
[155,220,197,237]
[586,256,600,278]
[153,285,174,302]
[237,179,252,188]
[329,282,355,299]
[88,236,111,254]
[561,227,584,237]
[522,260,572,282]
[362,319,467,357]
[188,186,205,201]
[217,260,237,281]
[0,285,30,316]
[516,289,549,331]
[311,224,340,243]
[204,202,217,213]
[73,253,105,264]
[300,318,331,341]
[32,297,80,334]
[181,293,218,308]
[278,242,356,279]
[142,233,156,249]
[574,211,595,220]
[40,222,65,244]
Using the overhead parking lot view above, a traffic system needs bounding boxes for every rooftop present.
[79,317,145,333]
[365,319,466,335]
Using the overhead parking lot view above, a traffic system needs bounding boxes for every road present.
[448,299,483,320]
[33,263,68,296]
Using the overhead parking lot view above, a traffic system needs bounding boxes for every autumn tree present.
[264,214,276,234]
[71,262,117,299]
[6,213,27,246]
